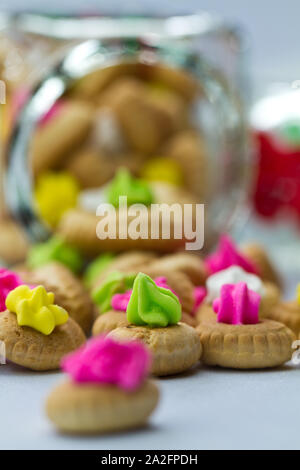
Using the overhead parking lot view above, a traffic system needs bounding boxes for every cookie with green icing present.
[106,168,154,207]
[126,272,181,327]
[92,271,136,313]
[27,236,83,274]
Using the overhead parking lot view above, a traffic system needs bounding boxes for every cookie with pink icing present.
[196,282,294,369]
[205,234,259,275]
[46,336,159,434]
[197,265,280,326]
[212,282,260,325]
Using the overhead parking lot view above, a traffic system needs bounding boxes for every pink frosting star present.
[0,269,24,312]
[61,336,151,391]
[213,282,260,325]
[205,234,259,275]
[111,290,132,312]
[111,276,177,312]
[192,286,207,315]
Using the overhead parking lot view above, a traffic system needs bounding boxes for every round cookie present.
[196,316,295,369]
[0,310,86,371]
[0,218,29,265]
[197,281,280,325]
[261,300,300,337]
[108,323,202,376]
[260,282,281,316]
[196,303,216,324]
[46,379,159,434]
[241,243,281,289]
[92,310,129,336]
[147,253,207,286]
[92,309,196,336]
[58,208,187,255]
[28,262,94,334]
[92,251,157,288]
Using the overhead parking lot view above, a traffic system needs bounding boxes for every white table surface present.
[1,359,299,450]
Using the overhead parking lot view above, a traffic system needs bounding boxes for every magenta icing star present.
[192,286,207,315]
[205,234,259,275]
[111,276,177,312]
[111,290,132,312]
[213,282,260,325]
[0,269,23,312]
[61,336,151,391]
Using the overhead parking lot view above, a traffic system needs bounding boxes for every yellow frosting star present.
[141,157,183,187]
[6,285,69,335]
[34,171,79,228]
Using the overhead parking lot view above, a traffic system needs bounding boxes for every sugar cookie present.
[65,148,116,189]
[107,273,202,375]
[91,251,156,288]
[109,323,201,376]
[92,310,129,336]
[0,310,85,370]
[197,316,294,369]
[261,301,300,337]
[46,336,159,434]
[162,130,207,201]
[31,101,93,176]
[196,283,294,369]
[203,265,280,321]
[58,208,186,255]
[147,253,207,286]
[142,63,199,101]
[0,218,29,264]
[241,242,281,288]
[29,262,94,334]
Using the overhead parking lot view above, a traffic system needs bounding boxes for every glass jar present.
[1,12,249,259]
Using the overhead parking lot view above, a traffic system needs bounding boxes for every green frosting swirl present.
[126,272,182,327]
[27,236,83,274]
[92,270,136,313]
[106,168,154,207]
[83,253,115,287]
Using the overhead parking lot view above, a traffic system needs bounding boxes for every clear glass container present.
[1,12,249,257]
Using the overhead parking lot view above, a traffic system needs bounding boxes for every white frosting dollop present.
[206,265,264,302]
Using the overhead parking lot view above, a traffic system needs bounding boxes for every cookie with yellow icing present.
[27,262,94,335]
[0,285,85,370]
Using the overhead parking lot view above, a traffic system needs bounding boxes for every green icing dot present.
[92,270,136,313]
[106,168,154,207]
[27,236,83,274]
[83,253,115,287]
[126,272,181,328]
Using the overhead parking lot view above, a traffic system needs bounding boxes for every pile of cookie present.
[0,62,209,265]
[25,63,206,253]
[0,232,298,434]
